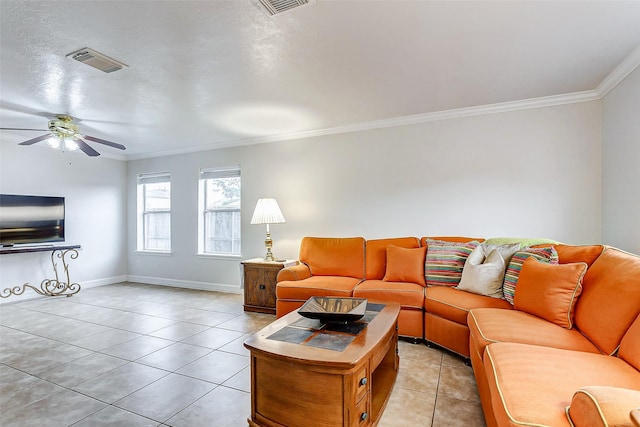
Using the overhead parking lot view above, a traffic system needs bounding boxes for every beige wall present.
[0,141,127,303]
[602,66,640,254]
[127,101,602,289]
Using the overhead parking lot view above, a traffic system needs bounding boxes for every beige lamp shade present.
[251,198,286,225]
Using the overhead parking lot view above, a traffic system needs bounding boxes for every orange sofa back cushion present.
[365,237,420,280]
[555,244,604,266]
[574,247,640,355]
[299,237,366,279]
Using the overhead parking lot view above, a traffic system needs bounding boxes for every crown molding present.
[596,44,640,97]
[127,46,640,161]
[127,90,601,161]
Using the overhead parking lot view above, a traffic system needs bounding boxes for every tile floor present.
[0,282,486,426]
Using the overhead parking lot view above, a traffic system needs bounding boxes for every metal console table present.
[0,245,81,298]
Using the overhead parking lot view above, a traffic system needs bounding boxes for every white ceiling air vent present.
[259,0,312,15]
[66,48,128,73]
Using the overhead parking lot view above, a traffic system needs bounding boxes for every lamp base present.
[264,232,275,262]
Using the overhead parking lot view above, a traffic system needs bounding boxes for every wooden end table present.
[244,302,400,427]
[241,258,297,314]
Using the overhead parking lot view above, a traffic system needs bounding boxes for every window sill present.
[136,250,172,256]
[196,253,242,261]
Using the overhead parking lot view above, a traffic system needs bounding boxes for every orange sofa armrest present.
[567,386,640,427]
[277,263,312,282]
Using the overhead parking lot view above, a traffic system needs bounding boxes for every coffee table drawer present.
[353,364,370,403]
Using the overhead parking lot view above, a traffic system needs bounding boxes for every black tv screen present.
[0,194,65,246]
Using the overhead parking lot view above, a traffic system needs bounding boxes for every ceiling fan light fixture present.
[47,136,61,149]
[64,138,79,151]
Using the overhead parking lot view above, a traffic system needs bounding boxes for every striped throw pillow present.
[425,239,480,286]
[503,246,559,304]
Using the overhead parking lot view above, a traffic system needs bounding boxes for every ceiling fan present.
[0,115,126,157]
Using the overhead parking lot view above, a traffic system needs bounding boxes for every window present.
[198,166,241,256]
[137,173,171,252]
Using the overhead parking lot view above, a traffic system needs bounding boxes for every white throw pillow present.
[456,243,518,298]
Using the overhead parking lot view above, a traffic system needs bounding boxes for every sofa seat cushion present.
[276,276,361,300]
[484,342,640,427]
[469,308,600,357]
[353,280,424,309]
[425,286,512,325]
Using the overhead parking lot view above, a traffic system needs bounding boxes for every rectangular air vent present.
[259,0,311,15]
[66,48,127,73]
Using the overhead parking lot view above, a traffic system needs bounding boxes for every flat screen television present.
[0,194,65,247]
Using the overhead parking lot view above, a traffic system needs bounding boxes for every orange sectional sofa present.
[276,236,640,427]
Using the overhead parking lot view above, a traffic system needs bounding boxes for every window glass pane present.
[144,182,171,211]
[144,212,171,250]
[205,177,240,210]
[204,210,241,254]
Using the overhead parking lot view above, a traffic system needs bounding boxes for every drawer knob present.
[359,377,367,386]
[259,284,265,290]
[360,412,368,421]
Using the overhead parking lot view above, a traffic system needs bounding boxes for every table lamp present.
[250,198,286,261]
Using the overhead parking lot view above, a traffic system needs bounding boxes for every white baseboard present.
[126,275,243,294]
[81,275,128,289]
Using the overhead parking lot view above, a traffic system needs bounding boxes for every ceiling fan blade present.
[83,135,126,150]
[75,136,101,157]
[18,134,51,145]
[0,127,48,131]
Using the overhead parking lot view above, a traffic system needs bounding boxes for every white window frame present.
[137,172,171,253]
[198,166,241,258]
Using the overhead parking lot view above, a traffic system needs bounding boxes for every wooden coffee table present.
[244,302,400,427]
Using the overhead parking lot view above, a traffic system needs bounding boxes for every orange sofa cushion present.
[514,258,587,329]
[276,276,361,300]
[619,314,640,371]
[383,245,427,286]
[425,286,512,326]
[484,342,640,427]
[353,280,424,309]
[555,244,604,266]
[365,237,420,280]
[575,247,640,355]
[299,237,365,279]
[567,386,640,427]
[468,308,600,357]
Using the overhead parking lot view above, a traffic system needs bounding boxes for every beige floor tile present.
[115,373,216,422]
[148,322,210,341]
[35,352,128,387]
[395,357,441,394]
[432,394,486,427]
[72,362,169,403]
[379,387,436,427]
[180,327,245,349]
[177,351,249,384]
[216,312,275,333]
[166,385,250,427]
[218,333,251,356]
[1,388,106,427]
[222,365,251,392]
[68,328,142,351]
[102,335,173,360]
[72,405,161,427]
[136,342,212,371]
[4,343,94,374]
[437,362,480,402]
[0,364,65,411]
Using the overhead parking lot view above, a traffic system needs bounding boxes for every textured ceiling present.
[1,0,640,160]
